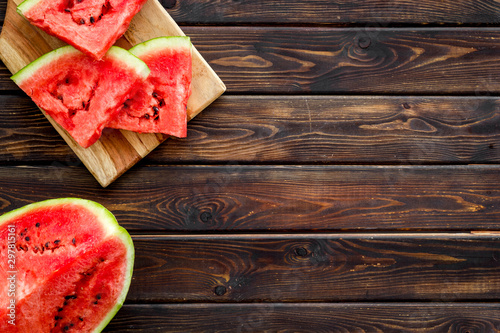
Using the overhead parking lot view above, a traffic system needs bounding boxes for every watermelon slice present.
[107,36,192,138]
[17,0,148,59]
[11,45,150,148]
[0,198,134,332]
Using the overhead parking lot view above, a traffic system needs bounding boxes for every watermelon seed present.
[58,308,63,312]
[54,323,58,327]
[54,239,61,244]
[55,316,60,320]
[94,301,98,304]
[90,16,95,24]
[65,78,70,84]
[159,99,165,107]
[65,295,77,300]
[153,106,159,114]
[152,92,158,98]
[72,238,76,245]
[45,242,50,248]
[96,294,101,299]
[64,301,68,306]
[25,236,30,241]
[79,19,85,25]
[64,8,70,12]
[79,317,84,321]
[36,223,40,227]
[64,325,69,331]
[154,116,159,121]
[144,114,150,119]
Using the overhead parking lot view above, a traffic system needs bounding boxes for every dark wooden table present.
[2,0,500,331]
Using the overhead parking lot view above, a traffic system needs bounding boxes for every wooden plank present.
[3,27,500,94]
[156,0,500,25]
[180,26,500,94]
[122,234,500,302]
[1,95,499,164]
[0,165,499,231]
[105,303,500,332]
[0,0,225,187]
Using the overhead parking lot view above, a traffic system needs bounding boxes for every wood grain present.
[0,0,225,187]
[1,95,499,164]
[105,303,500,332]
[0,165,498,231]
[158,0,500,25]
[180,26,500,94]
[124,234,500,302]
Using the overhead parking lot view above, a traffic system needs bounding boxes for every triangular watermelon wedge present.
[11,45,150,148]
[0,198,134,333]
[17,0,148,59]
[107,36,192,138]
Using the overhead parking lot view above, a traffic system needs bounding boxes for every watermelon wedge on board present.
[0,198,134,332]
[11,45,150,148]
[107,36,192,138]
[17,0,148,59]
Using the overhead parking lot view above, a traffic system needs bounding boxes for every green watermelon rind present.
[129,36,192,58]
[11,45,151,86]
[16,0,40,17]
[0,198,135,333]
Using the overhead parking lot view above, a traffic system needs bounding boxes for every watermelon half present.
[107,36,192,138]
[17,0,148,59]
[0,198,134,332]
[11,45,150,148]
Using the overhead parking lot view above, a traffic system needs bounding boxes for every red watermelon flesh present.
[17,0,148,59]
[107,36,192,138]
[11,45,150,148]
[0,198,134,332]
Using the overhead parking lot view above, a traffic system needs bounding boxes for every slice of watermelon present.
[11,45,150,148]
[17,0,148,59]
[0,198,134,332]
[107,36,192,138]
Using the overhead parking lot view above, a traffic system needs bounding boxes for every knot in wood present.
[161,0,177,9]
[357,36,371,49]
[214,285,227,296]
[295,247,308,257]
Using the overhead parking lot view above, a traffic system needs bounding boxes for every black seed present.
[96,294,101,300]
[100,258,105,262]
[65,78,70,84]
[54,240,61,244]
[90,16,95,24]
[25,236,30,241]
[64,325,69,331]
[55,323,58,327]
[94,301,98,304]
[57,95,63,100]
[79,317,84,321]
[72,238,76,245]
[34,246,39,252]
[80,18,85,25]
[64,301,68,305]
[64,8,70,12]
[20,232,24,237]
[152,92,158,98]
[55,316,60,320]
[58,308,63,312]
[36,223,40,227]
[159,99,165,107]
[144,114,150,119]
[154,116,159,121]
[45,242,50,248]
[82,101,86,109]
[70,323,74,327]
[153,106,159,114]
[65,295,73,300]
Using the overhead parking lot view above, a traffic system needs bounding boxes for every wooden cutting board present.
[0,0,226,187]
